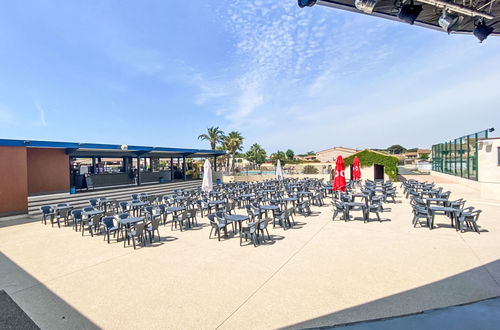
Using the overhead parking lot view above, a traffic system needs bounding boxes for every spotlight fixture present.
[398,2,423,25]
[355,0,379,14]
[488,128,495,133]
[298,0,317,8]
[473,20,494,43]
[438,10,459,34]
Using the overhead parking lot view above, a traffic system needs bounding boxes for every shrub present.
[303,165,319,174]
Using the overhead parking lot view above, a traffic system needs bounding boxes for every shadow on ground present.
[0,217,39,229]
[282,259,500,329]
[0,252,99,329]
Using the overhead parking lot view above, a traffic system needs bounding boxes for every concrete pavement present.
[1,177,499,329]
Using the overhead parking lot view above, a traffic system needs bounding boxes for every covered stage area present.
[0,139,224,216]
[299,0,500,42]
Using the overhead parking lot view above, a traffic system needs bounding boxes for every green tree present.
[285,149,295,160]
[419,153,429,160]
[198,126,225,150]
[223,131,244,172]
[245,143,267,169]
[387,144,406,155]
[270,150,287,166]
[297,151,315,157]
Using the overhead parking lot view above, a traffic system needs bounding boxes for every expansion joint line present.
[215,216,332,329]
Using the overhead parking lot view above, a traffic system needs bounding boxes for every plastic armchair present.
[71,209,83,231]
[124,222,147,249]
[458,207,482,233]
[101,216,120,244]
[146,218,161,243]
[40,205,54,226]
[207,214,228,241]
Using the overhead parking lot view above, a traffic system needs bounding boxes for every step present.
[28,187,198,211]
[28,180,201,203]
[28,181,201,206]
[28,181,202,217]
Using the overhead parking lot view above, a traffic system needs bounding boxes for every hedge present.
[302,165,319,174]
[344,149,399,181]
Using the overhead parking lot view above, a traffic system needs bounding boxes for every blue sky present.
[0,1,499,154]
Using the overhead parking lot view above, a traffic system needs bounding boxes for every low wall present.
[480,181,500,200]
[430,170,500,201]
[223,174,331,183]
[141,171,172,183]
[402,164,432,171]
[430,171,481,190]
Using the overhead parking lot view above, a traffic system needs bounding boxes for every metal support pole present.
[182,156,186,181]
[474,133,479,180]
[467,136,470,179]
[459,138,463,178]
[454,139,457,176]
[170,157,174,181]
[214,156,217,171]
[136,156,141,186]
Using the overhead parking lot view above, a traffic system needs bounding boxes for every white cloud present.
[35,102,47,126]
[196,1,500,153]
[201,0,398,145]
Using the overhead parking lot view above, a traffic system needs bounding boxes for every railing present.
[431,129,492,181]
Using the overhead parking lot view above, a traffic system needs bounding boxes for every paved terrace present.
[1,175,499,329]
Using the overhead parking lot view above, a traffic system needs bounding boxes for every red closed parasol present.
[333,155,346,192]
[352,156,361,181]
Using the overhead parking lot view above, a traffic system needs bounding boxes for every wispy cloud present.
[195,1,500,152]
[35,102,47,126]
[4,1,497,152]
[197,0,398,145]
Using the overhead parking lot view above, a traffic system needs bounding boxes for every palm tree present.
[245,143,267,169]
[198,126,225,150]
[223,131,244,172]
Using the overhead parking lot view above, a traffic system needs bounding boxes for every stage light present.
[398,2,423,25]
[438,10,459,34]
[473,20,494,42]
[355,0,379,14]
[298,0,317,8]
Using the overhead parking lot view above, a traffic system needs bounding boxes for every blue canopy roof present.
[0,138,225,158]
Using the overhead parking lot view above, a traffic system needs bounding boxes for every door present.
[374,164,384,180]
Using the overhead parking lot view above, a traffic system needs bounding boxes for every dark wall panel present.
[0,147,28,215]
[27,148,69,194]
